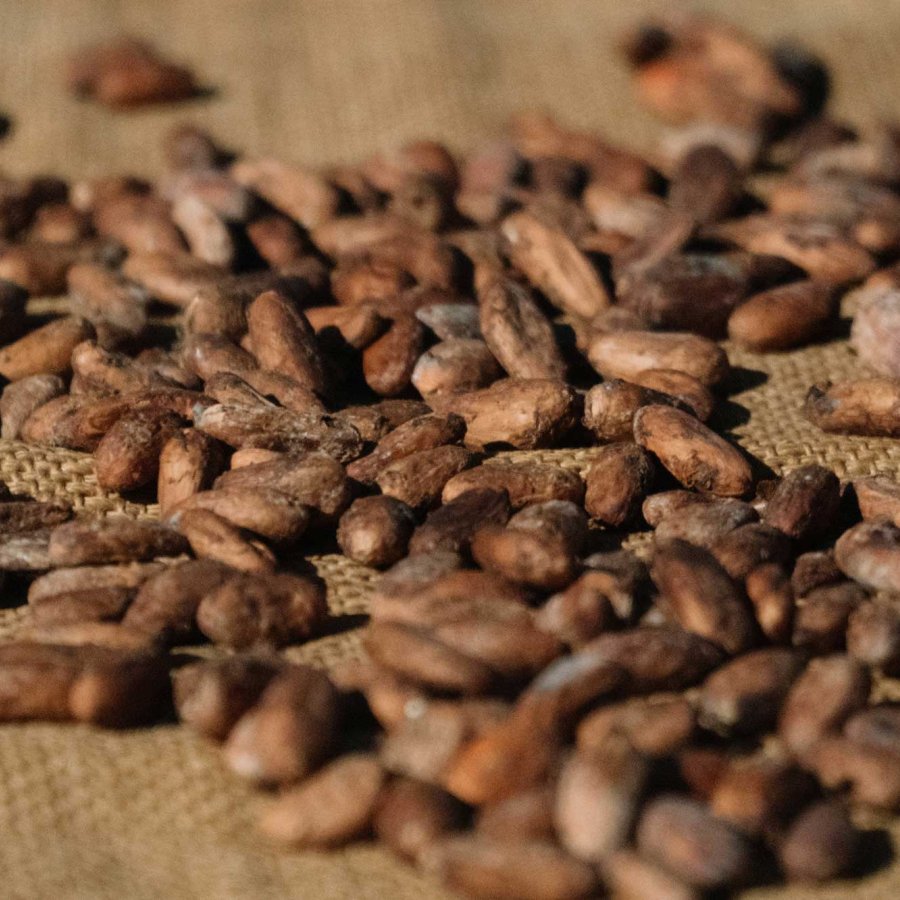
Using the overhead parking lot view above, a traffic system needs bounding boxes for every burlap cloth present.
[2,1,900,897]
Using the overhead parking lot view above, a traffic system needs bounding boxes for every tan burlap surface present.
[2,1,900,897]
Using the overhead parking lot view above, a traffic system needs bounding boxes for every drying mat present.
[3,0,900,897]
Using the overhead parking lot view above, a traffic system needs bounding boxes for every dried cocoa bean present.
[173,654,285,741]
[698,647,802,735]
[728,280,835,351]
[588,330,728,387]
[636,795,753,889]
[584,443,654,527]
[376,445,475,509]
[0,316,95,380]
[347,414,465,483]
[337,496,415,568]
[223,665,339,785]
[651,540,757,654]
[122,558,234,644]
[174,508,277,573]
[805,377,900,436]
[196,571,326,650]
[409,488,510,557]
[779,654,871,754]
[577,694,695,757]
[635,405,753,497]
[763,464,841,541]
[431,378,579,450]
[94,407,185,492]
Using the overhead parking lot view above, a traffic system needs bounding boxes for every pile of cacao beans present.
[1,12,900,899]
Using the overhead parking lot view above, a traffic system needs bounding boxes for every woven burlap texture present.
[3,1,900,898]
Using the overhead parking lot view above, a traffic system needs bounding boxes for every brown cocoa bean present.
[347,413,465,483]
[223,665,340,785]
[617,253,754,337]
[214,452,351,521]
[711,523,791,580]
[535,572,621,647]
[375,778,467,862]
[585,626,722,693]
[805,377,900,436]
[793,581,867,653]
[416,301,482,341]
[843,705,900,752]
[411,338,502,397]
[0,531,53,571]
[779,654,871,754]
[636,795,753,889]
[265,726,397,852]
[804,736,900,809]
[835,520,900,591]
[792,550,843,597]
[0,374,65,440]
[710,757,816,838]
[196,571,326,650]
[172,488,310,543]
[48,518,187,566]
[424,835,597,900]
[654,498,757,549]
[477,275,565,380]
[0,500,71,534]
[710,215,874,284]
[376,445,475,509]
[476,786,555,843]
[577,694,695,757]
[230,157,338,229]
[851,285,900,376]
[635,405,753,497]
[588,330,728,387]
[846,599,900,674]
[763,464,841,541]
[582,379,690,442]
[0,316,95,380]
[246,290,328,395]
[431,378,579,450]
[651,540,757,654]
[194,403,362,462]
[728,280,835,351]
[337,496,415,568]
[174,508,277,573]
[157,429,225,515]
[443,461,584,508]
[698,647,802,735]
[501,210,610,318]
[365,621,495,695]
[122,558,234,644]
[0,641,167,726]
[471,524,578,591]
[173,654,285,741]
[745,562,795,642]
[68,37,198,108]
[603,849,699,900]
[631,368,714,421]
[94,407,185,492]
[409,488,510,557]
[854,475,900,525]
[779,800,860,883]
[554,741,649,862]
[379,697,508,782]
[584,443,654,527]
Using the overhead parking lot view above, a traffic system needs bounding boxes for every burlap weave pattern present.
[2,1,900,898]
